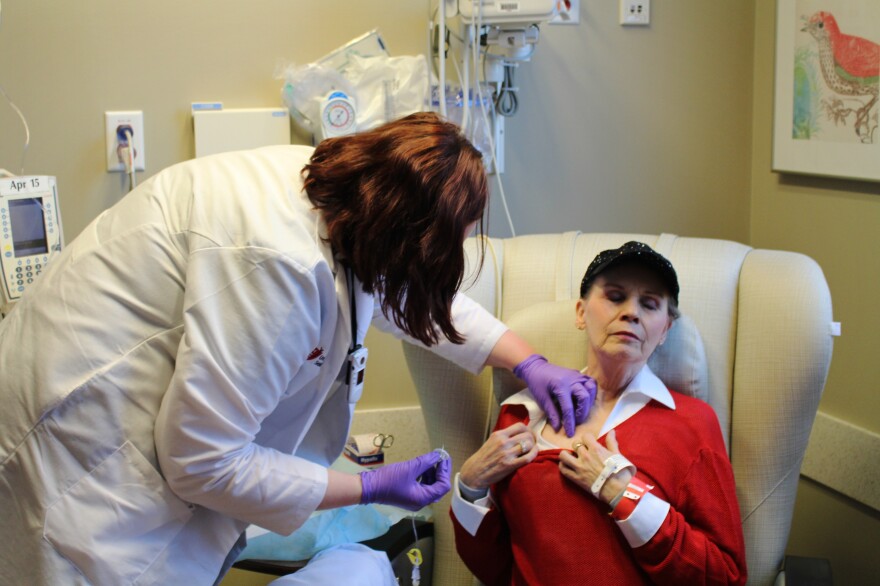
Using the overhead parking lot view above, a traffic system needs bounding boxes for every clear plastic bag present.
[279,50,430,136]
[279,62,354,134]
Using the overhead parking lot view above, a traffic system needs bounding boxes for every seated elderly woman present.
[450,241,747,585]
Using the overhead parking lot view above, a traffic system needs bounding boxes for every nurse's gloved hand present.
[360,450,452,511]
[513,353,597,437]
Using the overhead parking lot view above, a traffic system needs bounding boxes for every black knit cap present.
[579,241,679,306]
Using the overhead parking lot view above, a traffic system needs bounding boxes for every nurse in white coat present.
[0,112,594,585]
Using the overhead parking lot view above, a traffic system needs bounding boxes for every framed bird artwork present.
[773,0,880,181]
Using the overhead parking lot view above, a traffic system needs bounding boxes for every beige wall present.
[752,2,880,434]
[0,0,429,240]
[498,1,754,241]
[2,0,877,583]
[751,3,880,584]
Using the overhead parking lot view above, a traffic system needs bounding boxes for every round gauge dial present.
[321,91,357,137]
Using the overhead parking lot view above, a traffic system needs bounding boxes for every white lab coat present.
[0,145,506,585]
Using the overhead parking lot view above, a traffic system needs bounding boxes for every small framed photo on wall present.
[772,0,880,181]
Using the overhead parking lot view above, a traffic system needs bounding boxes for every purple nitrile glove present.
[360,451,452,511]
[513,354,597,437]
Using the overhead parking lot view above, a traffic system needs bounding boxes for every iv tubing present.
[0,84,30,175]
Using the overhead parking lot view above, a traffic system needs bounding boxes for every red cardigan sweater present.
[451,392,747,585]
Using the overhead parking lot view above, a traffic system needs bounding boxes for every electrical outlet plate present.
[105,110,145,172]
[550,0,580,25]
[620,0,650,26]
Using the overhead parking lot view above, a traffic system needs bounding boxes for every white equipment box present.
[193,107,291,158]
[457,0,558,23]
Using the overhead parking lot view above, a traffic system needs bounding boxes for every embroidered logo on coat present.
[307,346,326,367]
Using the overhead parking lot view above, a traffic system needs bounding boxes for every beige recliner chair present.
[403,232,834,586]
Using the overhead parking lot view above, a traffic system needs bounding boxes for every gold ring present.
[572,442,584,452]
[519,440,528,455]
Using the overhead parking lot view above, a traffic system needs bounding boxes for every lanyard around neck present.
[347,266,360,354]
[344,266,368,403]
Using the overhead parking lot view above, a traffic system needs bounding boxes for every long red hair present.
[303,112,488,346]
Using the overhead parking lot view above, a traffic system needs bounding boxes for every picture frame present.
[772,0,880,182]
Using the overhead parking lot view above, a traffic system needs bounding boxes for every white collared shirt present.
[452,364,672,547]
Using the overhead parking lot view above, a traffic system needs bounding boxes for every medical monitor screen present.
[9,197,48,256]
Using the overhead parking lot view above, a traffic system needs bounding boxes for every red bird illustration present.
[802,11,879,142]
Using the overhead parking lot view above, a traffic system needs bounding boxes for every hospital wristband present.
[610,476,654,521]
[591,453,636,498]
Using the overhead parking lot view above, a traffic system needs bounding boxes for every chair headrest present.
[500,300,709,403]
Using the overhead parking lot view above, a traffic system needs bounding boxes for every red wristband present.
[610,476,653,521]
